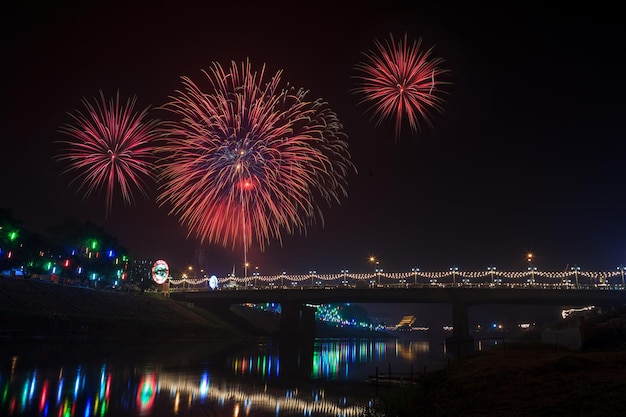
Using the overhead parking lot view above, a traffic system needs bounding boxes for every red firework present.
[353,33,449,141]
[57,91,163,216]
[158,60,354,252]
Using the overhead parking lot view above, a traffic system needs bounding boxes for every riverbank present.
[0,276,246,341]
[0,276,390,341]
[368,341,626,416]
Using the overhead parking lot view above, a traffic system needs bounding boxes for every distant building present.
[396,315,416,328]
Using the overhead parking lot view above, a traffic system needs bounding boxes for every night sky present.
[3,1,625,277]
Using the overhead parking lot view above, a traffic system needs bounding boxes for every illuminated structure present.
[168,268,626,289]
[151,259,169,285]
[396,315,417,328]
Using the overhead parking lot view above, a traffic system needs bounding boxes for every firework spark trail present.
[57,91,163,216]
[158,60,354,252]
[353,33,450,141]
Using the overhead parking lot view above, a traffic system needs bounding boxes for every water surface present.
[1,336,447,417]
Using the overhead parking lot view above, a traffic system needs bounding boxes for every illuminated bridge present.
[169,269,626,345]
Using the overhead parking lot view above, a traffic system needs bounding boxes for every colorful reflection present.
[311,339,429,380]
[0,362,113,417]
[1,340,441,416]
[232,354,280,380]
[1,345,374,417]
[136,374,156,415]
[229,338,432,381]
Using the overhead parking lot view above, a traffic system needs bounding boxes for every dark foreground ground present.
[370,342,626,417]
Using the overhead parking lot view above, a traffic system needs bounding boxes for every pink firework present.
[158,60,354,252]
[58,91,163,216]
[353,33,449,141]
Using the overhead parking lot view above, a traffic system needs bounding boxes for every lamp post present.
[528,266,537,285]
[450,267,458,286]
[571,265,580,288]
[341,269,349,286]
[618,265,625,288]
[309,270,316,287]
[412,268,419,286]
[369,256,379,283]
[185,266,193,289]
[375,268,383,286]
[487,266,496,285]
[252,271,259,287]
[281,271,286,288]
[526,253,536,286]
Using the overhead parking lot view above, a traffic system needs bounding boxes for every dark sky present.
[3,1,625,276]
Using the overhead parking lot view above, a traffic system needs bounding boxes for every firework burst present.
[353,33,449,141]
[57,91,163,216]
[158,60,354,252]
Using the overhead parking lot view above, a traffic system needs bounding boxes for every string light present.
[168,269,625,288]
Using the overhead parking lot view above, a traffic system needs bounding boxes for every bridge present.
[168,268,626,289]
[168,269,626,349]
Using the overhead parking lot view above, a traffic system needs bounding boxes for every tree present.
[0,208,25,274]
[48,218,129,287]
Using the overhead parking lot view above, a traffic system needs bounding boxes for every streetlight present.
[369,256,379,278]
[449,267,458,286]
[487,266,496,285]
[527,266,537,285]
[309,270,317,286]
[281,271,286,288]
[341,269,349,286]
[618,265,625,288]
[571,265,580,288]
[252,271,260,287]
[526,253,536,286]
[375,268,383,286]
[411,268,419,285]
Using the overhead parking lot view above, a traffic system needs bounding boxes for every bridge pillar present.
[279,302,316,340]
[279,336,314,379]
[446,303,474,356]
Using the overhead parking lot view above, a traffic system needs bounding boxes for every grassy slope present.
[370,343,626,417]
[0,276,245,340]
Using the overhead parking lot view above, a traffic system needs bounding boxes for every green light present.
[8,231,17,241]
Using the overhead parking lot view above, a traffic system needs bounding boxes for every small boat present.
[366,373,419,386]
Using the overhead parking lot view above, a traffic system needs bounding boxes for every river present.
[0,334,454,417]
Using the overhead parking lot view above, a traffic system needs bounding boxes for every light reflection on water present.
[1,337,445,417]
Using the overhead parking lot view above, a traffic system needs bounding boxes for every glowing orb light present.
[151,260,169,284]
[209,275,218,290]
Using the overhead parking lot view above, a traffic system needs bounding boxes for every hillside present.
[0,276,245,340]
